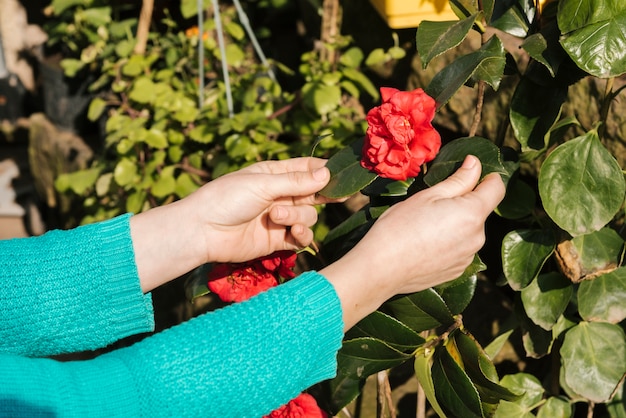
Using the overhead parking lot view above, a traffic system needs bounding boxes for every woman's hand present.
[131,158,336,292]
[321,155,506,330]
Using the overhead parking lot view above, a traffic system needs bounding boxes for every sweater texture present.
[0,215,344,417]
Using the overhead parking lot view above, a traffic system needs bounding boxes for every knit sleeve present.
[0,271,344,418]
[0,214,154,357]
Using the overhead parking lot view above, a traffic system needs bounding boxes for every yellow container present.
[369,0,457,29]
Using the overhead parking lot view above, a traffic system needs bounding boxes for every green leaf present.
[560,227,625,282]
[558,0,626,77]
[323,204,387,245]
[126,190,146,213]
[339,47,364,68]
[495,373,545,418]
[318,137,378,198]
[346,311,425,353]
[114,158,138,187]
[386,289,455,333]
[510,77,568,152]
[341,68,379,100]
[490,1,531,37]
[521,272,573,330]
[521,28,562,77]
[128,77,156,104]
[495,177,536,219]
[560,321,626,402]
[432,345,483,418]
[414,347,447,418]
[301,82,342,115]
[578,267,626,324]
[501,229,556,290]
[336,337,412,379]
[87,98,107,122]
[537,396,573,418]
[424,136,512,187]
[435,256,484,314]
[324,374,365,415]
[484,330,514,360]
[175,172,200,199]
[416,15,478,69]
[454,331,521,404]
[54,168,101,195]
[425,36,506,108]
[606,381,626,418]
[60,58,85,78]
[151,166,176,198]
[538,129,626,236]
[144,129,168,149]
[361,177,414,197]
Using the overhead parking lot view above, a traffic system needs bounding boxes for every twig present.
[469,80,485,137]
[134,0,154,55]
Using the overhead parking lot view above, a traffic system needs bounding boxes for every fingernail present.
[462,155,477,169]
[313,167,328,181]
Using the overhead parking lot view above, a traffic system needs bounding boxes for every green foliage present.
[52,2,376,225]
[317,0,626,415]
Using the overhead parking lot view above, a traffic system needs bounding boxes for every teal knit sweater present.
[0,214,344,417]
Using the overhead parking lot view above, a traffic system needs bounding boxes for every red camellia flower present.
[264,393,328,418]
[207,250,297,303]
[361,87,441,181]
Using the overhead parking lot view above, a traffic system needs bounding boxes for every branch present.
[134,0,155,55]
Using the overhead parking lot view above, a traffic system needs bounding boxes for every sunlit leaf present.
[558,0,626,77]
[346,311,425,352]
[416,15,478,69]
[424,136,512,187]
[578,267,626,324]
[432,346,483,418]
[386,289,455,333]
[521,272,573,330]
[113,158,138,186]
[502,229,555,290]
[337,337,412,379]
[318,138,378,198]
[561,322,626,402]
[496,373,545,418]
[536,396,573,418]
[539,129,626,236]
[414,347,447,418]
[302,82,342,115]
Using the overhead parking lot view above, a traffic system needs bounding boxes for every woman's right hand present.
[320,155,506,330]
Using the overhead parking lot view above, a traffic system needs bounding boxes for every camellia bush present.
[288,0,625,417]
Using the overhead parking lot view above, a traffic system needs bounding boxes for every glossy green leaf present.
[561,322,626,402]
[425,37,507,108]
[434,266,480,315]
[361,177,414,197]
[323,205,387,245]
[537,397,573,418]
[510,77,568,152]
[184,264,211,301]
[416,15,478,69]
[336,337,412,379]
[454,331,521,403]
[495,177,536,220]
[578,267,626,324]
[318,138,378,198]
[521,24,563,78]
[432,345,483,418]
[495,373,545,418]
[502,229,556,290]
[521,272,573,330]
[558,0,626,77]
[346,311,425,352]
[484,330,514,360]
[325,374,364,415]
[386,289,455,333]
[564,228,625,281]
[414,347,447,418]
[517,298,554,358]
[490,0,531,37]
[538,129,626,236]
[302,82,342,115]
[424,136,512,187]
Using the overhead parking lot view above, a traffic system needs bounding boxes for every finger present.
[269,205,318,227]
[428,155,482,199]
[288,224,314,249]
[470,172,506,215]
[258,166,331,200]
[243,157,328,175]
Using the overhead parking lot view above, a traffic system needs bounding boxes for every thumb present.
[429,155,482,199]
[260,166,330,199]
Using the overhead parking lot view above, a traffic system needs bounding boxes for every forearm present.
[0,272,343,417]
[130,199,207,292]
[0,214,154,357]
